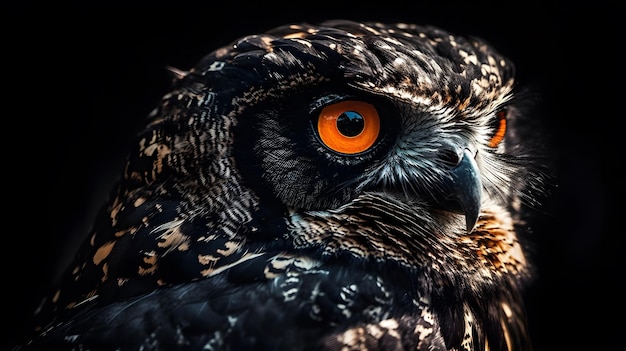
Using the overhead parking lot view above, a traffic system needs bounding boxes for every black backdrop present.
[3,2,621,350]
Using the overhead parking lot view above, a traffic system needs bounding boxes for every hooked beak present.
[439,149,482,233]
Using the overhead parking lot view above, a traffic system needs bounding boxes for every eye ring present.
[488,109,507,148]
[317,100,380,154]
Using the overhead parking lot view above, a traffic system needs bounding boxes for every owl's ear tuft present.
[166,66,188,80]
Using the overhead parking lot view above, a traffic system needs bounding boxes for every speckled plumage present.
[16,20,548,351]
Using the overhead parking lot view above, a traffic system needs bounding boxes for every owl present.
[16,19,548,351]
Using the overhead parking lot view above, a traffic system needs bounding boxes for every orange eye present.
[488,109,507,148]
[317,100,380,154]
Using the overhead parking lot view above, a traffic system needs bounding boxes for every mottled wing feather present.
[25,253,453,351]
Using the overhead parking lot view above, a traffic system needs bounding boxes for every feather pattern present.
[16,20,548,351]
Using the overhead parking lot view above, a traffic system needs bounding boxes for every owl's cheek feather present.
[286,196,526,285]
[366,148,483,234]
[467,208,529,276]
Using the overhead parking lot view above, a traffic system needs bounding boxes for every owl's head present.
[123,19,547,274]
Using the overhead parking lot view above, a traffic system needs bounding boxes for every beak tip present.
[451,149,482,234]
[464,206,479,233]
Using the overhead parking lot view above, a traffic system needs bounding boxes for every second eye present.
[487,108,507,148]
[316,100,381,155]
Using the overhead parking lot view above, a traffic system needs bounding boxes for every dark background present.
[3,1,621,350]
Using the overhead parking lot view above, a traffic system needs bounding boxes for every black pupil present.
[336,111,364,137]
